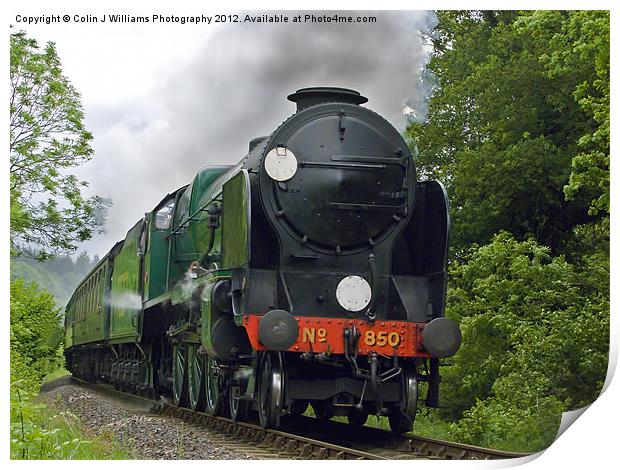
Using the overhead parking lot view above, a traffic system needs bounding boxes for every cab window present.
[155,199,175,230]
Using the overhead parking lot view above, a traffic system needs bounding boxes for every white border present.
[2,1,617,468]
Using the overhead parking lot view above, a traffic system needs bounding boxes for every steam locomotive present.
[64,87,461,433]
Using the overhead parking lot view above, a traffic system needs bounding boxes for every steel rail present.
[280,414,531,460]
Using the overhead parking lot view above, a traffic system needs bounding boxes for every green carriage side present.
[64,255,112,348]
[108,219,145,343]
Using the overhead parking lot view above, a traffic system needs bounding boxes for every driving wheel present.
[388,362,418,434]
[172,343,188,407]
[229,380,250,422]
[187,344,206,411]
[257,352,284,428]
[204,355,224,416]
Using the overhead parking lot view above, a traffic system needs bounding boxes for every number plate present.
[363,330,401,347]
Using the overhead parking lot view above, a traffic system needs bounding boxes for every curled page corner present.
[554,406,589,441]
[489,407,592,467]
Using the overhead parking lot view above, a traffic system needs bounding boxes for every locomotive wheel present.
[347,408,369,427]
[228,381,250,422]
[187,345,206,411]
[388,362,418,434]
[204,356,224,416]
[172,343,189,407]
[257,352,284,428]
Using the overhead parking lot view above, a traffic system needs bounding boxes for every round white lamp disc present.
[336,275,372,312]
[264,147,298,182]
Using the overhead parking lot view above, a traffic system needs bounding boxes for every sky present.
[17,10,439,257]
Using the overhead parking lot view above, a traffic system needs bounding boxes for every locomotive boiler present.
[64,87,462,433]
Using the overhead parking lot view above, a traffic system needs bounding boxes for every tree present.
[529,11,610,216]
[407,11,609,255]
[74,251,92,277]
[443,233,608,452]
[10,31,110,261]
[11,252,100,307]
[10,280,63,392]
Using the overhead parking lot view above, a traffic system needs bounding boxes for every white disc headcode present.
[264,147,298,182]
[336,275,372,312]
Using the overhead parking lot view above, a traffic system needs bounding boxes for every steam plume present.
[80,11,438,256]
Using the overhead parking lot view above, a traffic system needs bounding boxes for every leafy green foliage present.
[452,395,563,453]
[407,11,609,254]
[10,280,64,392]
[10,281,130,460]
[442,233,608,451]
[10,388,132,459]
[526,11,610,216]
[8,34,122,459]
[10,31,111,261]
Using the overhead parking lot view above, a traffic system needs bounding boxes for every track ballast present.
[69,377,529,460]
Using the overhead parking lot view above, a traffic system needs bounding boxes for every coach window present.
[96,272,101,308]
[155,199,175,230]
[78,289,82,320]
[90,279,94,312]
[87,280,92,313]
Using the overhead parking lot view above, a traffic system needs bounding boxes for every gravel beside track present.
[39,376,530,460]
[39,377,250,459]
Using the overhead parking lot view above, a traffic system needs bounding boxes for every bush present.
[10,279,64,393]
[442,233,608,451]
[451,395,563,453]
[9,279,132,459]
[10,388,131,459]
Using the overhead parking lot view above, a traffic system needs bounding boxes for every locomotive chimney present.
[287,87,368,112]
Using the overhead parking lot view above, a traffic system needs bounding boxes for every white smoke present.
[181,271,195,298]
[107,292,143,310]
[77,11,439,256]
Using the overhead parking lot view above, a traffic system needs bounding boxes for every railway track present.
[69,377,529,460]
[279,414,529,460]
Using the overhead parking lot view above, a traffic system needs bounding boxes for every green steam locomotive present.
[64,87,461,433]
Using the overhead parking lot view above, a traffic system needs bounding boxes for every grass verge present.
[42,367,71,384]
[10,375,133,460]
